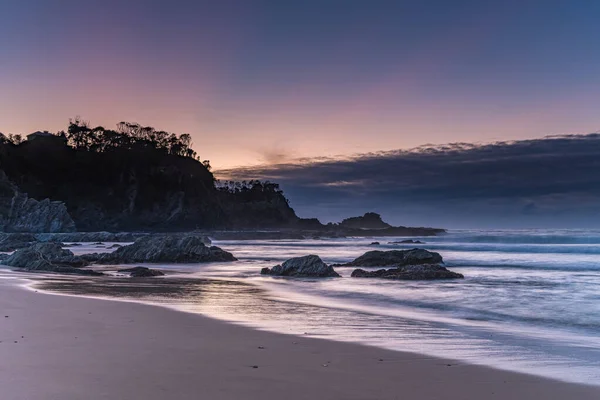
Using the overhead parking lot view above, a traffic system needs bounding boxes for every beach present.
[1,277,599,400]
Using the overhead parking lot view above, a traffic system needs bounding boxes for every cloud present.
[258,147,293,165]
[216,134,600,228]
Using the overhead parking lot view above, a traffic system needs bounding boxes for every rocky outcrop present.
[345,248,463,280]
[390,239,425,244]
[351,264,463,280]
[0,233,39,251]
[261,255,340,277]
[339,212,391,230]
[341,249,443,267]
[37,232,140,243]
[118,266,164,277]
[88,235,235,264]
[1,242,102,276]
[0,171,75,233]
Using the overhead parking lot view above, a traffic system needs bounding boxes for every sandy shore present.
[1,277,598,400]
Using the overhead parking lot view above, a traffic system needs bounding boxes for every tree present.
[64,118,200,160]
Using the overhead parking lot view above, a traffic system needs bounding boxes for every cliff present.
[0,129,298,232]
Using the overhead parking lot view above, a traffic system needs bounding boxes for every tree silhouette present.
[62,118,198,159]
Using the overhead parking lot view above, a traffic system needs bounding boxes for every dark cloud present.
[217,134,600,228]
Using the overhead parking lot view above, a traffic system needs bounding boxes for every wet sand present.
[1,278,599,400]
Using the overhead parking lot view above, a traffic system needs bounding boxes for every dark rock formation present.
[90,235,235,264]
[118,266,164,277]
[1,242,102,275]
[0,171,75,233]
[37,231,140,243]
[339,213,391,230]
[341,249,443,267]
[261,255,340,277]
[370,242,380,246]
[0,233,39,251]
[390,239,425,244]
[351,264,463,280]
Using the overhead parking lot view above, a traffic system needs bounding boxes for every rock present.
[118,266,164,277]
[389,239,425,244]
[0,233,39,251]
[0,171,75,233]
[370,242,380,246]
[36,232,140,243]
[261,255,340,277]
[108,244,122,249]
[79,253,104,263]
[90,235,236,264]
[1,242,102,276]
[351,264,463,280]
[341,249,443,267]
[339,212,391,230]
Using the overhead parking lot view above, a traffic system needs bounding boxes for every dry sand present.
[1,277,598,400]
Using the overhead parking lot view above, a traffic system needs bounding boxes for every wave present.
[385,242,600,254]
[433,229,600,244]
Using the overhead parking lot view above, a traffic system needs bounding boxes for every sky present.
[2,0,600,227]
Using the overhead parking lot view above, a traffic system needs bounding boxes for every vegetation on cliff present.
[0,119,298,231]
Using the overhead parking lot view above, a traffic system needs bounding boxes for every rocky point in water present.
[261,255,340,277]
[351,264,463,280]
[339,212,391,230]
[389,239,425,244]
[342,248,463,280]
[1,242,102,276]
[118,266,164,277]
[84,235,235,264]
[341,248,443,267]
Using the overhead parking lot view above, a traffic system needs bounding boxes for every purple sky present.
[1,0,600,170]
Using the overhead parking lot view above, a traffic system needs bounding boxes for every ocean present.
[28,229,600,385]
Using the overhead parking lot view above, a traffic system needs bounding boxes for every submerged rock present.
[370,242,381,246]
[261,255,340,277]
[351,264,463,280]
[341,248,442,267]
[0,233,39,251]
[389,239,425,244]
[1,242,102,276]
[90,235,236,264]
[118,266,164,277]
